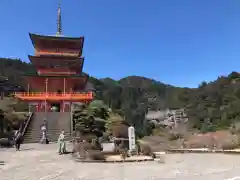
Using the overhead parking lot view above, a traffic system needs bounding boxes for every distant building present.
[145,108,188,128]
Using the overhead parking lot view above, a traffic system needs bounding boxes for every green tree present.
[73,100,110,139]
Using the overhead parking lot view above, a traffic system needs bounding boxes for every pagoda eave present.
[29,33,84,41]
[29,33,84,57]
[28,55,84,62]
[28,55,84,73]
[15,97,93,102]
[24,73,88,78]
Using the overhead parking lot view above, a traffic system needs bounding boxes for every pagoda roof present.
[28,55,84,73]
[29,33,84,42]
[29,33,84,55]
[24,72,88,78]
[28,55,84,64]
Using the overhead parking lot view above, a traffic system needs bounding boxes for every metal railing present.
[21,112,33,137]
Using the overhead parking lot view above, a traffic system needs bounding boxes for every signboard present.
[102,143,115,152]
[128,126,136,151]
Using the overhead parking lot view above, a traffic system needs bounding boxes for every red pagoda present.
[15,4,93,112]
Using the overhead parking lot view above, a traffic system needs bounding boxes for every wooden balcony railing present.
[14,92,93,101]
[37,68,77,75]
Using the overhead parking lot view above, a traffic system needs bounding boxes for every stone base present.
[74,155,154,163]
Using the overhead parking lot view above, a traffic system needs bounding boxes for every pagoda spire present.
[56,1,62,36]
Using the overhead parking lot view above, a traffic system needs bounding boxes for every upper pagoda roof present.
[28,55,84,73]
[29,33,84,55]
[28,55,83,63]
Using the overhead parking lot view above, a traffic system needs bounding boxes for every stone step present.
[24,130,71,133]
[23,112,72,143]
[23,135,72,143]
[24,130,71,134]
[24,133,71,139]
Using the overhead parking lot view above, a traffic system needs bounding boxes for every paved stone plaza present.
[1,143,240,180]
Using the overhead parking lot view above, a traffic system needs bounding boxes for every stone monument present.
[128,126,136,153]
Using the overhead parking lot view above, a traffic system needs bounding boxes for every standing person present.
[14,130,22,151]
[40,120,49,144]
[57,131,66,155]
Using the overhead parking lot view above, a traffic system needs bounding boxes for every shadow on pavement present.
[19,148,36,151]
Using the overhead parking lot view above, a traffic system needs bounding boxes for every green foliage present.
[139,143,153,156]
[73,100,109,138]
[187,72,240,131]
[1,57,240,134]
[168,133,184,141]
[105,113,127,136]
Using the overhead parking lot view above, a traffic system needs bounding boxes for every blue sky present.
[0,0,240,87]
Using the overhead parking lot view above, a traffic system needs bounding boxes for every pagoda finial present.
[56,1,62,36]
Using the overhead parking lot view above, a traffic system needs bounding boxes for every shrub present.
[115,140,128,153]
[140,144,153,156]
[87,150,105,161]
[221,142,239,150]
[82,141,94,151]
[91,138,102,150]
[72,141,93,160]
[136,140,141,154]
[112,123,129,139]
[0,138,13,148]
[0,131,13,139]
[169,133,183,141]
[119,148,128,159]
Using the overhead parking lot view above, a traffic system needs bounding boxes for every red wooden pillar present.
[48,103,51,112]
[39,102,43,112]
[61,101,64,112]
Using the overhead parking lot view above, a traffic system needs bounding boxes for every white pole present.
[70,102,73,135]
[27,84,30,94]
[45,78,48,113]
[27,84,31,113]
[28,104,31,113]
[45,78,48,93]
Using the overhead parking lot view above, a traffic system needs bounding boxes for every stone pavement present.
[1,143,240,180]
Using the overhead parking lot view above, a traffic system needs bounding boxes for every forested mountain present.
[0,57,240,134]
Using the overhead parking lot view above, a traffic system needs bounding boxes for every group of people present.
[13,129,66,155]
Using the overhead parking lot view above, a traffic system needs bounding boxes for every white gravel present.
[1,143,240,180]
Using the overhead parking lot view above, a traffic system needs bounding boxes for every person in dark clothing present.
[14,130,22,151]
